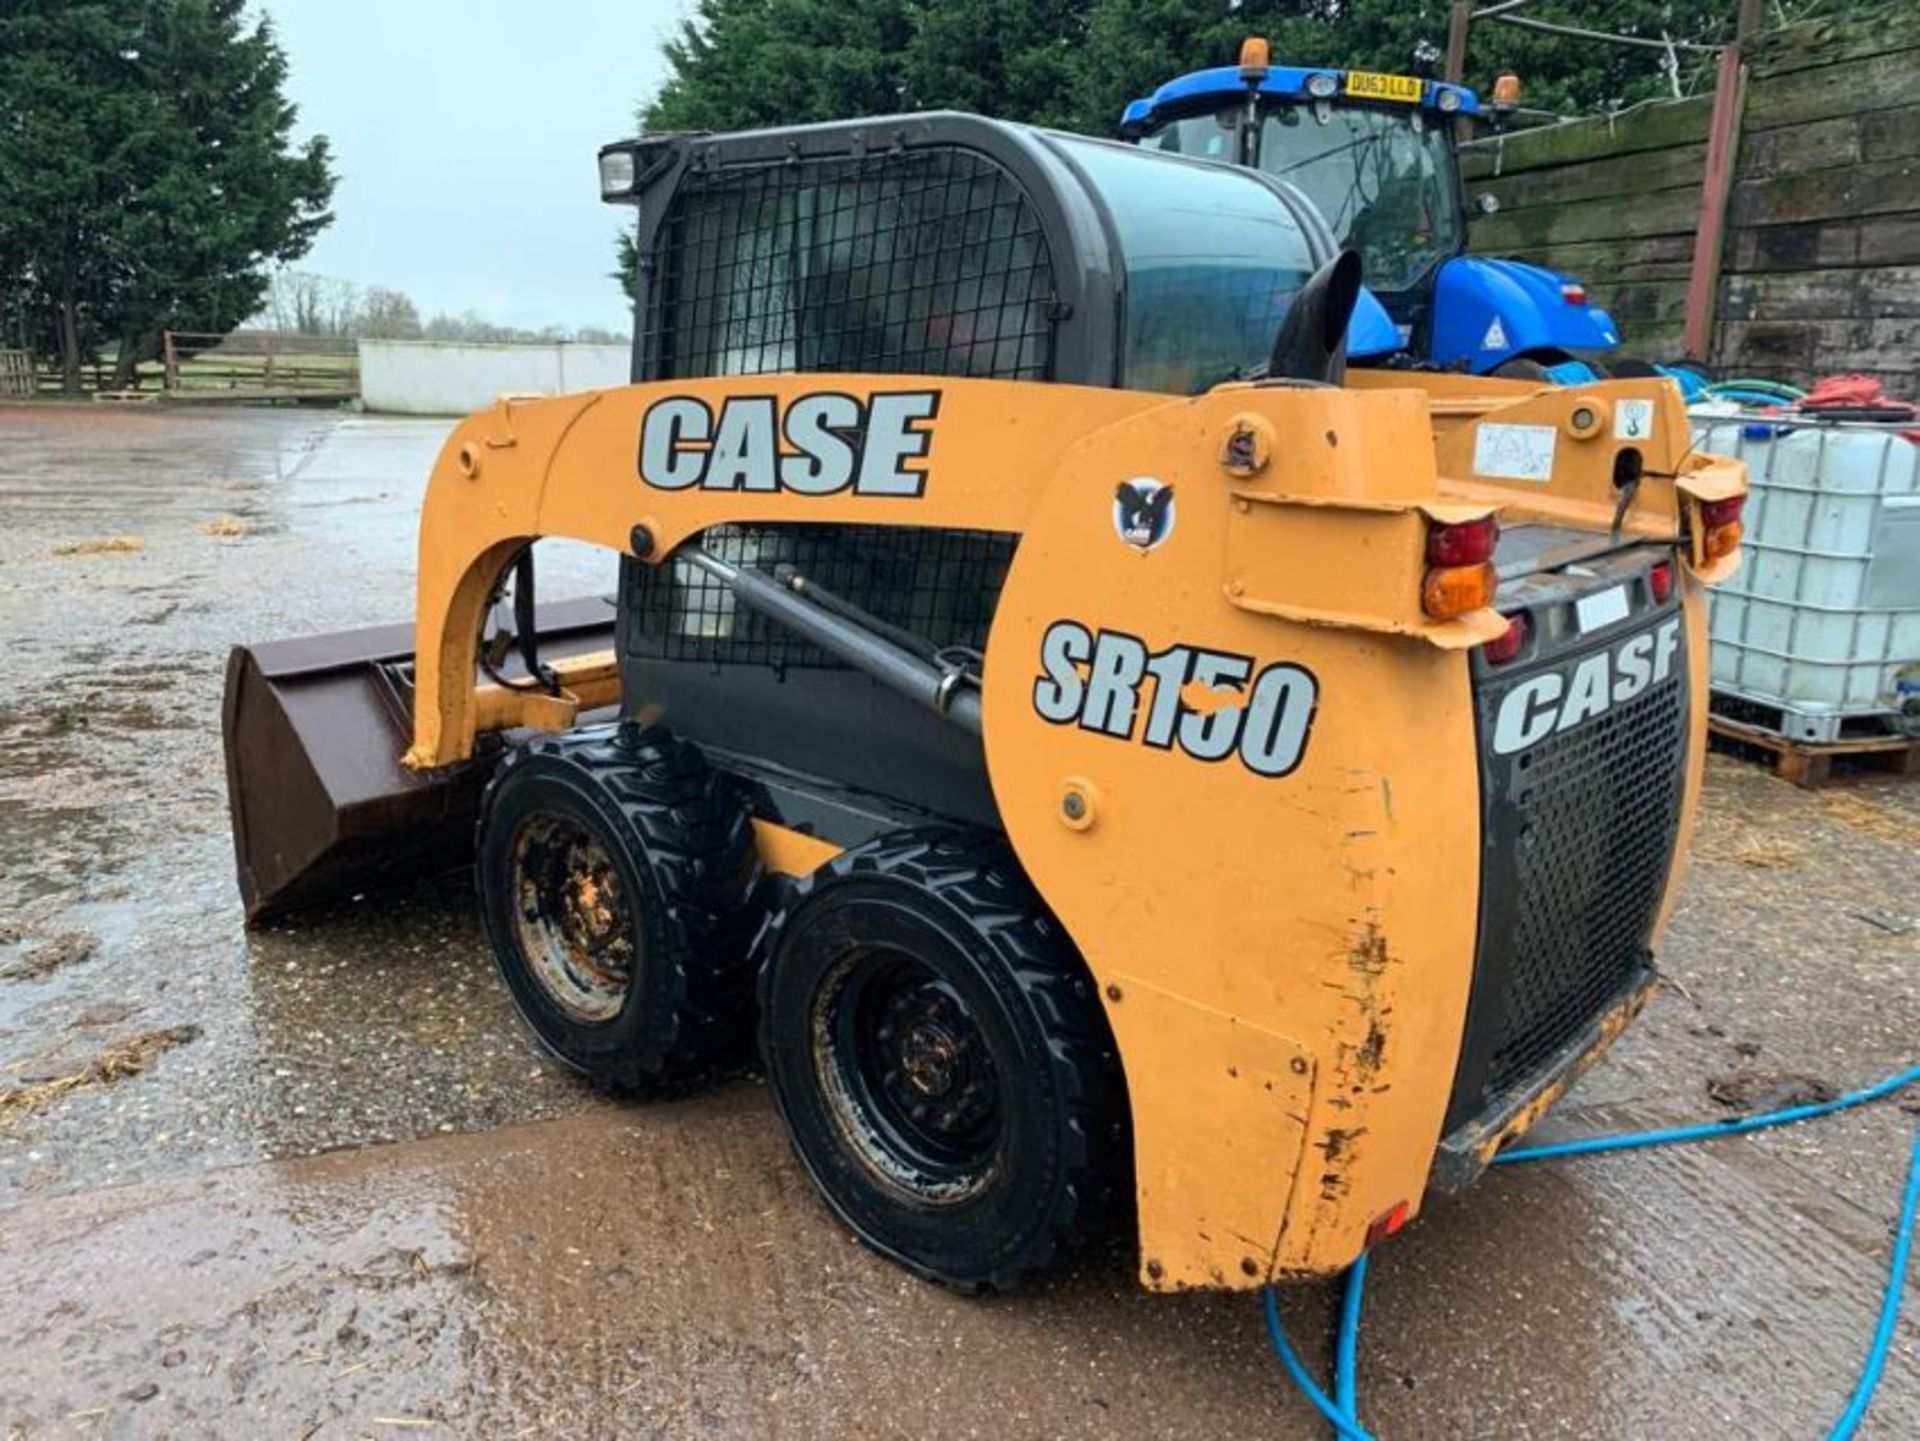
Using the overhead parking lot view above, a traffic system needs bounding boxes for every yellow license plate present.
[1344,71,1423,104]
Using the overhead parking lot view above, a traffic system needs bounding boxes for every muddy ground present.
[0,403,1914,1440]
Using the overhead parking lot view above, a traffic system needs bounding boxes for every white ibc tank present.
[1693,413,1920,742]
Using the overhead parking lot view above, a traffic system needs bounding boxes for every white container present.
[1692,413,1920,742]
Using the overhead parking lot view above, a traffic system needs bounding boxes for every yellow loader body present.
[224,113,1746,1293]
[400,370,1738,1289]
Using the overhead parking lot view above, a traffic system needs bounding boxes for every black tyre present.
[1493,356,1554,381]
[756,827,1126,1292]
[476,723,761,1090]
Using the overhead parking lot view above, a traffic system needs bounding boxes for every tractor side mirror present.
[1267,249,1363,386]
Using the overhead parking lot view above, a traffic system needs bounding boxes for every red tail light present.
[1649,560,1674,603]
[1698,493,1745,563]
[1560,283,1588,305]
[1700,494,1744,528]
[1426,515,1498,568]
[1483,611,1529,663]
[1365,1200,1412,1250]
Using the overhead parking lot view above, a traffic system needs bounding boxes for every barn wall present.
[358,340,630,416]
[1462,8,1920,389]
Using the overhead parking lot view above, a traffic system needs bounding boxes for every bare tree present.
[358,287,423,339]
[260,270,366,336]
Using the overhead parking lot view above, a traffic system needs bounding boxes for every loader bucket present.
[222,597,616,923]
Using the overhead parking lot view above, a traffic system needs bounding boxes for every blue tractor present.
[1121,40,1622,380]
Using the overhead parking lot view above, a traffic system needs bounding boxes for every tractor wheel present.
[1493,356,1553,381]
[756,827,1126,1292]
[476,723,762,1091]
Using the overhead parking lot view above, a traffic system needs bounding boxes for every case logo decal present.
[1113,478,1175,551]
[1032,621,1317,777]
[1491,616,1681,755]
[638,390,939,496]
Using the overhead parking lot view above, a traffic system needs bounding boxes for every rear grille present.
[1492,676,1685,1085]
[1448,619,1688,1125]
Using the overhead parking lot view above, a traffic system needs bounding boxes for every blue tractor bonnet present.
[1121,64,1480,134]
[1346,285,1402,360]
[1428,256,1620,370]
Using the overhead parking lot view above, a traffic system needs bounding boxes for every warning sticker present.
[1614,398,1656,441]
[1472,422,1557,482]
[1480,316,1509,351]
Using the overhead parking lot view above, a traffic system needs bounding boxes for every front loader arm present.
[403,376,1163,770]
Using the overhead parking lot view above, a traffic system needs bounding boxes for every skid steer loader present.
[223,113,1746,1294]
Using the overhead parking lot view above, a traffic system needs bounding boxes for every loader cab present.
[605,114,1385,398]
[1120,49,1622,375]
[597,113,1379,834]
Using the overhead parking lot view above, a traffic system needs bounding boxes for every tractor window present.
[646,149,1056,383]
[1049,135,1317,395]
[1141,108,1239,164]
[1256,105,1461,293]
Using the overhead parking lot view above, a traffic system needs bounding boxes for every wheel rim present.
[509,812,636,1023]
[811,948,1004,1203]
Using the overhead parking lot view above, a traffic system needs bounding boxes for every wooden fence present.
[161,330,359,402]
[1463,8,1920,390]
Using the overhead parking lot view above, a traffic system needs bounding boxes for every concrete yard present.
[0,404,1915,1439]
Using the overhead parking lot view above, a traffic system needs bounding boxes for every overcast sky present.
[261,0,683,333]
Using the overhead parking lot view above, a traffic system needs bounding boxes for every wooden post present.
[1681,44,1747,361]
[163,332,180,393]
[1444,2,1471,141]
[1444,1,1470,82]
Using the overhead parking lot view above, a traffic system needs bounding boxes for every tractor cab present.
[1121,41,1621,377]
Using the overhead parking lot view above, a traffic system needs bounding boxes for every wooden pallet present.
[1708,713,1920,786]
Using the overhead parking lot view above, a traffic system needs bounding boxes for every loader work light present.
[1436,88,1462,113]
[1305,71,1339,99]
[598,146,639,203]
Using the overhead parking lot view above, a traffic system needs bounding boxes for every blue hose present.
[1494,1064,1920,1166]
[1828,1130,1920,1441]
[1265,1064,1920,1439]
[1263,1287,1377,1441]
[1334,1251,1368,1421]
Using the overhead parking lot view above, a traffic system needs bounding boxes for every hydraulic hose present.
[1266,1063,1920,1440]
[1262,1287,1376,1441]
[1334,1252,1368,1422]
[1829,1131,1920,1441]
[1493,1063,1920,1166]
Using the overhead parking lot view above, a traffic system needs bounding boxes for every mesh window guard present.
[641,147,1057,383]
[631,145,1053,674]
[628,524,1016,674]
